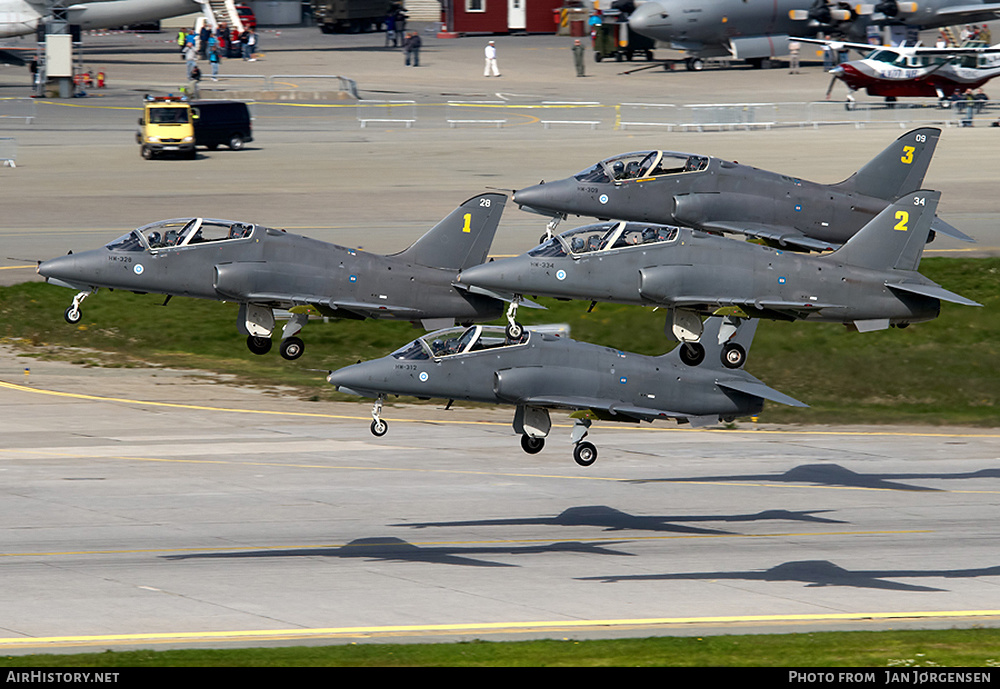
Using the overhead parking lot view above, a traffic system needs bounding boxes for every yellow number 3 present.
[901,146,915,164]
[894,210,909,231]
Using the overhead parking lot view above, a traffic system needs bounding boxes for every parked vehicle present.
[137,95,195,160]
[191,100,253,151]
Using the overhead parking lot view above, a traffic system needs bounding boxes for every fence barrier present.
[0,137,16,167]
[446,101,507,128]
[356,99,416,128]
[0,98,35,124]
[538,101,602,129]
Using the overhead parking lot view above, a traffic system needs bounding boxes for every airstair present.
[195,0,244,33]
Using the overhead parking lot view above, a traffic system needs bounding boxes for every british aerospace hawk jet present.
[37,193,508,361]
[458,189,980,361]
[326,317,806,467]
[512,127,971,252]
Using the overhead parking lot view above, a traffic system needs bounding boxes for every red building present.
[442,0,565,34]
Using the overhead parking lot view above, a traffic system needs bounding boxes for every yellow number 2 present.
[462,213,472,233]
[900,146,914,164]
[894,210,909,231]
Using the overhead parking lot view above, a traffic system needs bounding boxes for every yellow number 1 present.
[462,213,472,233]
[901,146,914,164]
[894,210,909,231]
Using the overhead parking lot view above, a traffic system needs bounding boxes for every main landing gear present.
[240,303,311,360]
[514,405,599,467]
[667,309,748,369]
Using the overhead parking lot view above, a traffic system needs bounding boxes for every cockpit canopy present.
[528,221,680,258]
[574,150,709,184]
[391,325,528,361]
[105,218,260,252]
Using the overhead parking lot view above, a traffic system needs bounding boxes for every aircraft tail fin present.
[394,193,507,271]
[831,127,939,201]
[827,189,939,272]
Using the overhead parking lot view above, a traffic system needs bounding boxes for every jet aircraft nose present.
[458,259,524,295]
[326,359,388,396]
[628,1,671,36]
[513,178,578,217]
[37,251,100,289]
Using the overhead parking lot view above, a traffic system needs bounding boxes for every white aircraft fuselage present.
[0,0,199,39]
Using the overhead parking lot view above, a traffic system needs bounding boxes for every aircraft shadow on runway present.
[577,561,1000,593]
[390,505,846,536]
[162,536,635,568]
[628,464,1000,492]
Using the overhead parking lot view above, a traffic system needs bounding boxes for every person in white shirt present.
[484,40,500,77]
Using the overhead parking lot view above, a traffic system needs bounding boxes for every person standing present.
[183,41,198,80]
[404,31,421,66]
[209,46,220,81]
[246,29,257,61]
[572,39,585,77]
[384,11,397,48]
[788,39,801,74]
[484,40,500,77]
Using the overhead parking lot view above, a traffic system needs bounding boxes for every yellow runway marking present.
[0,529,930,559]
[2,609,999,649]
[3,379,1000,441]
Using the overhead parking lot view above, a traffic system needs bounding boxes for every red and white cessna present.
[800,37,1000,100]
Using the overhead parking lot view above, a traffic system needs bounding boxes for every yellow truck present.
[136,95,196,160]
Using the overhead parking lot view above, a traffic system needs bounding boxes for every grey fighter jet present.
[37,194,507,360]
[513,127,971,253]
[457,189,980,358]
[326,317,806,467]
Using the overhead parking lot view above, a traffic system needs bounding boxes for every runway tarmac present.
[1,348,1000,654]
[0,26,998,655]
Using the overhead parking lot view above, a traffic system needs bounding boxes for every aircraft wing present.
[792,37,879,54]
[238,292,426,320]
[700,221,841,252]
[516,395,693,423]
[715,378,809,408]
[328,300,425,319]
[885,282,982,307]
[452,283,546,309]
[669,296,840,321]
[933,3,1000,23]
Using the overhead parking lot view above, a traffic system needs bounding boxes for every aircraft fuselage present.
[38,222,500,324]
[458,222,942,326]
[517,156,882,248]
[328,326,766,420]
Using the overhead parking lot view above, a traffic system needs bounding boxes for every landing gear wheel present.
[573,441,598,467]
[370,419,388,437]
[520,435,544,454]
[246,335,272,355]
[279,336,305,361]
[506,321,524,340]
[64,306,82,324]
[721,342,747,369]
[679,342,705,367]
[686,57,704,71]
